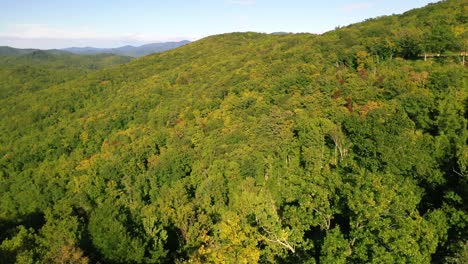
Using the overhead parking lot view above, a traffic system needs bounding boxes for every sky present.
[0,0,437,49]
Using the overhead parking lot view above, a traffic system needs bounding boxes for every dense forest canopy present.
[0,50,132,99]
[0,0,467,263]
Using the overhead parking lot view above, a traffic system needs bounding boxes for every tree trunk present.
[463,41,466,65]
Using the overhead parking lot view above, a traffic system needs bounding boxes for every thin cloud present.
[0,24,199,41]
[227,0,256,5]
[343,2,372,12]
[0,24,200,49]
[1,24,104,39]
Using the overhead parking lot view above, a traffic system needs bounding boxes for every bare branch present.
[313,208,331,230]
[266,237,296,253]
[453,168,465,177]
[260,226,295,253]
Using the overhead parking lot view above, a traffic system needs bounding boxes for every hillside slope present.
[0,46,40,56]
[0,49,132,98]
[0,0,467,263]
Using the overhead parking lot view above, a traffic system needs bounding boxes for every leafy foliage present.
[1,0,467,263]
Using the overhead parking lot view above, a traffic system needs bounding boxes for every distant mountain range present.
[62,40,191,57]
[0,40,191,58]
[0,46,47,56]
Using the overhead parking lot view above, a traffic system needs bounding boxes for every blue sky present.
[0,0,436,49]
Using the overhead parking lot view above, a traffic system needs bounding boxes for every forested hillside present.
[0,49,132,99]
[0,0,467,263]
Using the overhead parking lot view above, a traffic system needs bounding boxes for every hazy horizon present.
[1,0,436,49]
[0,38,192,50]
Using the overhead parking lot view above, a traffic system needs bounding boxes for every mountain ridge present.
[0,40,191,58]
[62,40,191,57]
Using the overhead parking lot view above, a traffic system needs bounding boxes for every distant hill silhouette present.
[0,46,49,56]
[62,40,191,57]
